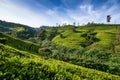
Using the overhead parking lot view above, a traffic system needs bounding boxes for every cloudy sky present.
[0,0,120,27]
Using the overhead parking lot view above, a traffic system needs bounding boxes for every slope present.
[0,43,120,80]
[0,32,40,53]
[0,20,36,39]
[52,24,120,53]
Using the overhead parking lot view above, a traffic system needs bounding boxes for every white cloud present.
[46,9,55,15]
[66,2,120,25]
[80,5,87,9]
[0,0,52,27]
[0,0,119,27]
[0,0,73,27]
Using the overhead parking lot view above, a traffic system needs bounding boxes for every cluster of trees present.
[81,30,100,47]
[36,28,58,41]
[38,40,120,76]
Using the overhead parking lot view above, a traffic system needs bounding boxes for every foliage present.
[0,32,40,53]
[39,40,120,76]
[0,38,6,45]
[52,24,118,52]
[0,20,36,40]
[36,29,46,41]
[1,24,120,79]
[0,43,120,80]
[10,27,25,32]
[81,30,100,47]
[36,27,58,41]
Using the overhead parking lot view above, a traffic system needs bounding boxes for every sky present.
[0,0,120,27]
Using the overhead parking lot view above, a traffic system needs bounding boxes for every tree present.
[107,15,111,23]
[36,29,46,41]
[73,22,76,27]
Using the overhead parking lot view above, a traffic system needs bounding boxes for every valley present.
[0,21,120,79]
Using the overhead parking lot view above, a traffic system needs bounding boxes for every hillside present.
[52,24,120,53]
[1,20,119,53]
[0,43,120,80]
[1,24,120,79]
[0,32,40,53]
[1,30,120,76]
[0,20,36,39]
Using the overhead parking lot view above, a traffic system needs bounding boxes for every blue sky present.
[0,0,120,27]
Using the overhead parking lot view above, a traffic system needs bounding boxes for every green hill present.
[0,43,120,80]
[0,20,36,39]
[1,24,120,79]
[52,24,120,53]
[0,32,40,53]
[22,25,120,76]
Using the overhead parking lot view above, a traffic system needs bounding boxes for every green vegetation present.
[52,26,85,48]
[36,27,58,41]
[39,40,120,76]
[10,27,25,32]
[0,38,6,45]
[1,22,120,79]
[0,43,120,80]
[80,30,100,47]
[0,20,36,39]
[0,32,40,53]
[52,24,119,53]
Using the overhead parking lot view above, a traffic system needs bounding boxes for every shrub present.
[38,48,52,57]
[0,38,7,45]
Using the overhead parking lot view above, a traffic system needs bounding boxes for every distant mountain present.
[0,20,36,39]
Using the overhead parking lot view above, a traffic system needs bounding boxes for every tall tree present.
[107,15,111,22]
